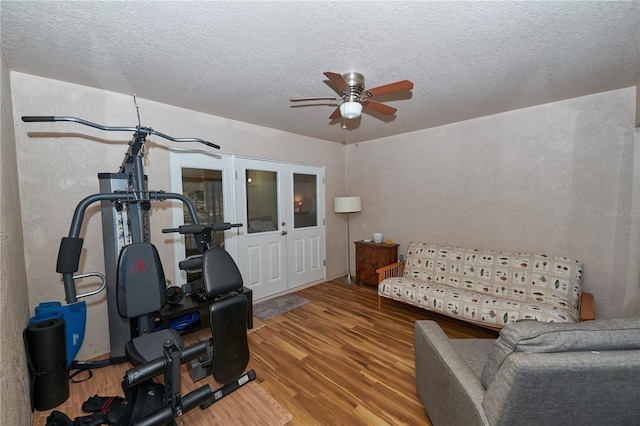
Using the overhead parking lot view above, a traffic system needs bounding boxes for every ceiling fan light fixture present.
[340,101,362,119]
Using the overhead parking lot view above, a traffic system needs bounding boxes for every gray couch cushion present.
[481,317,640,388]
[483,349,640,425]
[451,339,495,377]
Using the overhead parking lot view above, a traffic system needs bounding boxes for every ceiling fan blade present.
[323,71,350,92]
[329,106,342,120]
[363,100,397,115]
[365,80,414,98]
[290,96,340,102]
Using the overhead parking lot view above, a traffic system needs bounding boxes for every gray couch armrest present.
[414,321,490,426]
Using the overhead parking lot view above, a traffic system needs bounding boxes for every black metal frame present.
[23,116,255,425]
[122,340,255,425]
[22,115,217,305]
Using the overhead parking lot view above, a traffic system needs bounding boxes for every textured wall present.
[347,87,640,319]
[0,54,32,423]
[11,72,345,359]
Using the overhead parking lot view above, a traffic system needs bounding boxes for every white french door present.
[169,150,325,300]
[287,166,326,287]
[235,159,288,298]
[234,158,325,299]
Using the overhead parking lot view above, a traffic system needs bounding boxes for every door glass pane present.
[293,173,317,228]
[246,170,278,234]
[182,168,224,280]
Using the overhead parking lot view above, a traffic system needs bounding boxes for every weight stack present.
[189,338,214,382]
[24,318,69,410]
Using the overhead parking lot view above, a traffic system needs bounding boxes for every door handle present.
[281,230,288,235]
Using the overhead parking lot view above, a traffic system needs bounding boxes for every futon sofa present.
[378,242,595,329]
[414,317,640,425]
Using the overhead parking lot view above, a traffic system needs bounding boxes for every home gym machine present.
[24,115,256,425]
[22,115,220,359]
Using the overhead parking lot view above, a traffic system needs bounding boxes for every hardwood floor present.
[252,280,497,425]
[32,279,497,425]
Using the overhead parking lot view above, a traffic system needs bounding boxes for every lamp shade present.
[334,196,362,213]
[339,101,363,119]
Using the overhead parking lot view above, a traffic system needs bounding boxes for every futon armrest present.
[376,261,405,283]
[579,292,595,321]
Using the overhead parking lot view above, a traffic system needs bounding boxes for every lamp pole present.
[345,211,354,283]
[334,196,362,284]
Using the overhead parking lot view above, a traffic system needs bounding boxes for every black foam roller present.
[25,318,69,410]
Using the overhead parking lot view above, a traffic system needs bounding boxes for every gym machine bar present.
[21,116,220,149]
[124,341,208,388]
[162,222,242,260]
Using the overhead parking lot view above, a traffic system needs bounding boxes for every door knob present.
[281,230,288,235]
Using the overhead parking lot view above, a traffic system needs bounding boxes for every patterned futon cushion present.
[379,242,583,328]
[379,277,579,327]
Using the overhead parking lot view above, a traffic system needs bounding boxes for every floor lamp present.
[334,196,362,284]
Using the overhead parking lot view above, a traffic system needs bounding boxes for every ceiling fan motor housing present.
[342,72,365,102]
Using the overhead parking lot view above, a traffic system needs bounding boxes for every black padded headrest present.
[116,242,166,318]
[202,247,243,297]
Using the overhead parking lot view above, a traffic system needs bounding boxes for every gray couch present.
[415,317,640,425]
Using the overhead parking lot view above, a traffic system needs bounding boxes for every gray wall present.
[0,54,32,423]
[347,87,640,319]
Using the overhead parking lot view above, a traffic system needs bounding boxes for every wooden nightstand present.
[355,240,399,285]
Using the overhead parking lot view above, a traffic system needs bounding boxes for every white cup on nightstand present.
[373,233,383,243]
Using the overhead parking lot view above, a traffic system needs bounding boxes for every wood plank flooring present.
[32,279,497,425]
[253,279,497,425]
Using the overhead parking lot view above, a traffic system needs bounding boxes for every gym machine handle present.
[71,272,107,299]
[22,116,56,122]
[162,222,242,234]
[21,116,220,149]
[164,222,243,257]
[178,256,203,272]
[57,237,109,302]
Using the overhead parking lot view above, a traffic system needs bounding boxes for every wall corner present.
[635,85,640,128]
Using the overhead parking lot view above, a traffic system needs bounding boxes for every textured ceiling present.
[2,1,639,144]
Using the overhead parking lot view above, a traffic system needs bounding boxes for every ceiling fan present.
[290,71,414,120]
